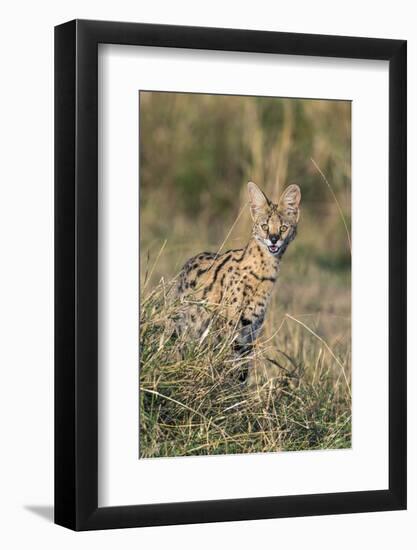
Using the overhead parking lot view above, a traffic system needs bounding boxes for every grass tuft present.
[139,278,351,458]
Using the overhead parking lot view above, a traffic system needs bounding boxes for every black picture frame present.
[55,19,407,531]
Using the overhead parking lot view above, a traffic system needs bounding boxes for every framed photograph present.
[55,19,406,530]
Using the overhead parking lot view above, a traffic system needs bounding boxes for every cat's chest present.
[227,262,279,307]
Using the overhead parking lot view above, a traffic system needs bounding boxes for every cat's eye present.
[280,225,288,232]
[261,223,268,232]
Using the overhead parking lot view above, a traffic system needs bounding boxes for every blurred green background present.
[139,91,351,349]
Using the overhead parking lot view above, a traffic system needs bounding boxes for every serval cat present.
[174,181,301,381]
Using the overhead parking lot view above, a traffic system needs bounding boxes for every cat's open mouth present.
[268,244,280,254]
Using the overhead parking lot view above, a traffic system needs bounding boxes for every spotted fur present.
[174,182,301,380]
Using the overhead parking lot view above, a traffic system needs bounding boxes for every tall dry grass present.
[139,92,351,458]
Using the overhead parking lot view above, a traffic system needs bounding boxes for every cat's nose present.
[270,234,279,244]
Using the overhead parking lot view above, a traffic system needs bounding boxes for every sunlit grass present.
[139,262,351,458]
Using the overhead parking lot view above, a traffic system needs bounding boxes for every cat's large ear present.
[278,184,301,222]
[247,181,269,220]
